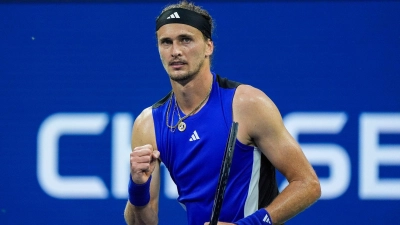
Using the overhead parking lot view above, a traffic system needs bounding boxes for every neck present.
[171,70,213,114]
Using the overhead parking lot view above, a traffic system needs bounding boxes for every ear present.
[205,39,214,57]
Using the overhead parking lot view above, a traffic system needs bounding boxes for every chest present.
[162,106,231,182]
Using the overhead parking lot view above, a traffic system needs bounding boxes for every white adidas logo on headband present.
[167,12,180,19]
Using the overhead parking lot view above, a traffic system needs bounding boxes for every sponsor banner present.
[1,2,399,225]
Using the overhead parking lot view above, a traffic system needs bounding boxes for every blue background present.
[1,1,399,224]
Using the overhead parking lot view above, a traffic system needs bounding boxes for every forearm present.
[266,178,321,224]
[124,201,158,225]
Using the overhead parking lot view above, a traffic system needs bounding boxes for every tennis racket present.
[209,121,239,225]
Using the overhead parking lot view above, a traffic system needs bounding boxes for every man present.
[124,1,321,225]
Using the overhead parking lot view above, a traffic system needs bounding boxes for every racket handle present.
[209,122,239,225]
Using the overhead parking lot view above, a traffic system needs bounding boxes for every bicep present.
[131,107,157,150]
[131,107,161,208]
[257,123,312,182]
[235,86,314,182]
[260,115,316,184]
[250,101,307,180]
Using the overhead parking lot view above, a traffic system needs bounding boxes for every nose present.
[171,42,182,57]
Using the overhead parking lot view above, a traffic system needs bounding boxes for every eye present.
[160,39,172,45]
[181,37,192,43]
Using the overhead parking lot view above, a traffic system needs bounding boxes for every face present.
[157,23,213,83]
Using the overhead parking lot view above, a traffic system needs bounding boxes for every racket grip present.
[209,122,239,225]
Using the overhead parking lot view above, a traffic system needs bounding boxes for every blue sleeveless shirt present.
[152,73,279,225]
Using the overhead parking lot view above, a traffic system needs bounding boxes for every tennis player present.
[124,1,321,224]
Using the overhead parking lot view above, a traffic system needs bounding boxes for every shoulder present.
[233,85,283,143]
[132,106,157,148]
[135,106,154,128]
[234,84,279,115]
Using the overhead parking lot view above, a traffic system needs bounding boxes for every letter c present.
[37,113,109,199]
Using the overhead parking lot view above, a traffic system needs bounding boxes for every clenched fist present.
[130,144,160,184]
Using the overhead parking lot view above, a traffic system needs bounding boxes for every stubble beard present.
[168,58,205,85]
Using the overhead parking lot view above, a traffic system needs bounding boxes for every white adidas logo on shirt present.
[189,130,200,141]
[167,12,180,19]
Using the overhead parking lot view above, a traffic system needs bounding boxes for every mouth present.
[169,60,187,69]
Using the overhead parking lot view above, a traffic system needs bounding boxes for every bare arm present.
[124,107,160,225]
[233,85,321,224]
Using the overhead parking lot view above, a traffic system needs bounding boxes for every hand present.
[130,144,160,184]
[204,222,235,225]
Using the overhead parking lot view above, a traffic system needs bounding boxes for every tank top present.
[152,73,279,225]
